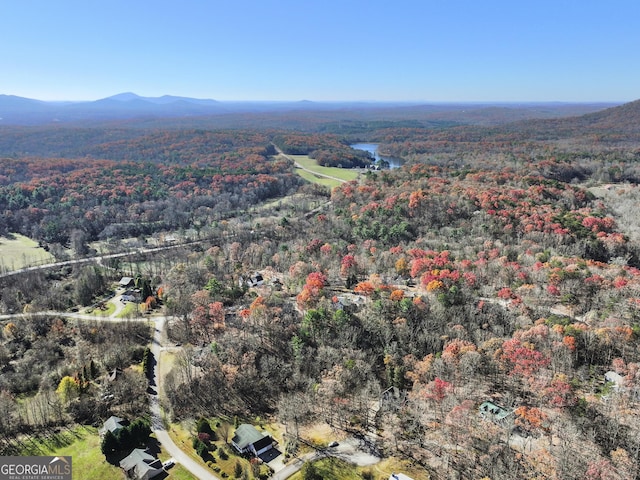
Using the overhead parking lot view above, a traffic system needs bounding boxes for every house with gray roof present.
[99,415,125,437]
[231,424,275,457]
[479,401,513,426]
[119,448,163,480]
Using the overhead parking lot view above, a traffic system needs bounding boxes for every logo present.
[0,456,72,480]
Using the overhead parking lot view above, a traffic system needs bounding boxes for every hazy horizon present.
[0,92,628,106]
[1,0,639,103]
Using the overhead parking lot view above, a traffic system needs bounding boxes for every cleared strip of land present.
[0,233,55,271]
[289,154,360,182]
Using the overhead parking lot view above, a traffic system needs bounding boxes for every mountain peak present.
[104,92,143,102]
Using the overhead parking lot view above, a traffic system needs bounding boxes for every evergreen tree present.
[101,430,118,456]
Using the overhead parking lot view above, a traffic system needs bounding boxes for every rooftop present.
[232,424,269,449]
[479,401,512,421]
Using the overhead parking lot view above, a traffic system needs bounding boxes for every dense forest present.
[1,100,640,479]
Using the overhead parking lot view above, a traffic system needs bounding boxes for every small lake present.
[350,143,404,169]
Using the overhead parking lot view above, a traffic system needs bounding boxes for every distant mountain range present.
[0,92,365,125]
[0,92,624,127]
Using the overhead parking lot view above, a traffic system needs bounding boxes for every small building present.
[99,415,125,437]
[605,371,626,391]
[246,273,265,287]
[389,474,415,480]
[479,401,513,426]
[119,277,135,288]
[231,424,275,457]
[119,448,163,480]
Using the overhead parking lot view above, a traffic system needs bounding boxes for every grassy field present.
[289,155,359,182]
[20,426,123,480]
[116,302,142,318]
[0,233,54,271]
[296,169,344,189]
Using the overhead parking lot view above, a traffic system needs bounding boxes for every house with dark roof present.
[231,424,275,457]
[99,415,125,437]
[119,448,163,480]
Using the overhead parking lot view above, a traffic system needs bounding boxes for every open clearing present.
[0,233,54,271]
[26,426,122,480]
[288,154,359,183]
[296,168,344,188]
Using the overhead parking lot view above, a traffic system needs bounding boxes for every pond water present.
[350,143,404,169]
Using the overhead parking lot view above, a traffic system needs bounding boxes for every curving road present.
[272,145,350,184]
[0,305,219,479]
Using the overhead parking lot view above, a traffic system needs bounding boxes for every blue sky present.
[1,0,638,102]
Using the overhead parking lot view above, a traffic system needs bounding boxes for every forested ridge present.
[1,100,640,479]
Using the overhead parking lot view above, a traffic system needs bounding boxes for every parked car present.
[163,458,175,469]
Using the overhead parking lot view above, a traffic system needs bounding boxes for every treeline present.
[0,154,302,245]
[272,132,372,168]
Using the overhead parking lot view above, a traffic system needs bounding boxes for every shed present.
[119,277,135,288]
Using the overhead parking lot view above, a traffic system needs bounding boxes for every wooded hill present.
[1,99,640,479]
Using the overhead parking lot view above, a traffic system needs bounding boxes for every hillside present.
[1,100,640,479]
[0,92,615,127]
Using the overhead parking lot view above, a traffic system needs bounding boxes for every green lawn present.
[296,169,344,189]
[290,155,360,182]
[116,302,142,318]
[0,233,54,271]
[167,419,271,479]
[23,426,123,480]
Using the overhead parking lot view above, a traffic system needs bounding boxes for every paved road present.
[149,316,221,480]
[272,146,349,184]
[0,307,219,479]
[0,241,201,280]
[0,310,132,322]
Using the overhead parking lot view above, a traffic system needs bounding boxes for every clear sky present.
[1,0,638,102]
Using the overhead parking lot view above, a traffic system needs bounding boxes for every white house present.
[389,474,415,480]
[605,371,626,391]
[231,424,275,457]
